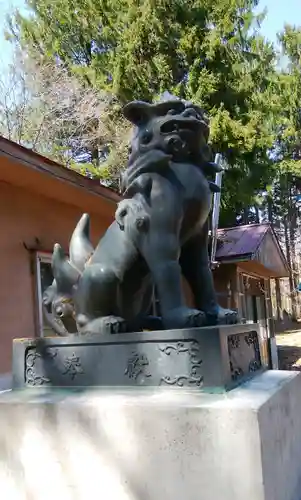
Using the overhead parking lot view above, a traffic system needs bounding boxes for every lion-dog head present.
[120,95,221,196]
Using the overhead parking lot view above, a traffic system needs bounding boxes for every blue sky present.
[0,0,28,69]
[257,0,300,43]
[0,0,300,70]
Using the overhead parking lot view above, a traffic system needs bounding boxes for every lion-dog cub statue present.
[43,96,238,335]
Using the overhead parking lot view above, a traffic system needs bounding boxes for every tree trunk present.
[289,214,299,319]
[288,181,299,320]
[91,146,99,165]
[284,215,298,321]
[267,197,273,224]
[243,206,249,224]
[275,278,282,321]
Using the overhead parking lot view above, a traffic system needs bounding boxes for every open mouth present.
[160,118,202,135]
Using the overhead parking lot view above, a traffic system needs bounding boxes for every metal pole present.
[211,153,224,266]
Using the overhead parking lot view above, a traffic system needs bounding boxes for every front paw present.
[217,307,239,325]
[77,315,127,334]
[163,307,206,330]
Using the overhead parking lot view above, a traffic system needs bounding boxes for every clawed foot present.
[163,307,206,330]
[203,305,239,326]
[217,307,239,325]
[77,315,127,334]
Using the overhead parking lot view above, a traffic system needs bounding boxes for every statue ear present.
[123,101,151,125]
[52,244,80,292]
[42,280,57,306]
[69,213,94,272]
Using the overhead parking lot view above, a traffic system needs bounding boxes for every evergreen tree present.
[6,0,276,218]
[259,25,301,319]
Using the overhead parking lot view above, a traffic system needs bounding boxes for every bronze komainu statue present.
[43,96,238,336]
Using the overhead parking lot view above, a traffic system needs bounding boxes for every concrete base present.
[0,372,12,391]
[0,371,301,500]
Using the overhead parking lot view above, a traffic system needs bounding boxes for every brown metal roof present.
[215,223,289,277]
[216,223,271,259]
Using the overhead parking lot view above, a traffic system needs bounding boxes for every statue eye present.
[140,130,152,144]
[167,109,177,115]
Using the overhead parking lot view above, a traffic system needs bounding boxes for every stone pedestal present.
[12,324,264,391]
[0,371,301,500]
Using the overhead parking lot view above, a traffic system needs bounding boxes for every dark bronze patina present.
[43,95,238,335]
[12,325,263,390]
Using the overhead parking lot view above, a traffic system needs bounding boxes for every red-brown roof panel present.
[216,223,270,259]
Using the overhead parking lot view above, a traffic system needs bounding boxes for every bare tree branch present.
[0,49,131,187]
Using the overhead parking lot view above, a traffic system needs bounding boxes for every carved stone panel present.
[228,330,262,384]
[12,324,264,392]
[25,348,84,387]
[158,341,203,387]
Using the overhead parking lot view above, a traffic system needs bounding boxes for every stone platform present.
[0,371,301,500]
[12,324,264,392]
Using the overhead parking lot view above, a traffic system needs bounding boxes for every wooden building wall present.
[213,263,273,367]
